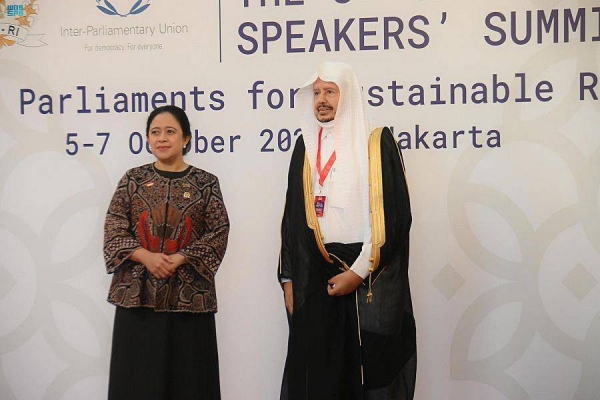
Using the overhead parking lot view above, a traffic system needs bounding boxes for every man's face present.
[313,78,340,123]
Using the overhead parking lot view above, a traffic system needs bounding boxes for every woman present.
[103,105,230,400]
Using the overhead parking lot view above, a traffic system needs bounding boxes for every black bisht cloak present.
[279,128,417,400]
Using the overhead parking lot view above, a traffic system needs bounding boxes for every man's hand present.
[283,281,294,315]
[327,270,363,296]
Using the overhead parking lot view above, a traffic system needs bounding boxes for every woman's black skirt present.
[108,306,220,400]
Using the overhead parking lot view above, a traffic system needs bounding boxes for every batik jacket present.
[104,164,229,313]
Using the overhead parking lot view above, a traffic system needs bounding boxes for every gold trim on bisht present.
[278,204,286,276]
[367,127,386,303]
[303,153,333,264]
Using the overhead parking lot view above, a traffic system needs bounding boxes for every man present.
[278,62,417,400]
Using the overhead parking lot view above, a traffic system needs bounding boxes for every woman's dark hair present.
[146,105,192,155]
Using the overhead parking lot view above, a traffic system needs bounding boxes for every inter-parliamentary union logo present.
[96,0,151,17]
[0,0,46,50]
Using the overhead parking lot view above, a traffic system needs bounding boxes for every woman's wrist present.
[130,248,150,262]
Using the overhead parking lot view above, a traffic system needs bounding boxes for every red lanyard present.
[316,127,336,187]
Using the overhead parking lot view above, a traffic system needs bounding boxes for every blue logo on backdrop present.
[6,4,25,17]
[95,0,150,18]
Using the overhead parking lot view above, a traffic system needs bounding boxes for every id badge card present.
[315,195,326,217]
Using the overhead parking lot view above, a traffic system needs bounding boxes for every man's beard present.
[316,106,335,123]
[317,116,334,123]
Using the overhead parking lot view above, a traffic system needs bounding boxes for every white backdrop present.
[1,1,599,399]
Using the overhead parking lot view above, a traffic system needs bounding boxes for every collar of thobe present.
[317,120,335,131]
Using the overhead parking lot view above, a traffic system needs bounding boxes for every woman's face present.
[147,112,190,165]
